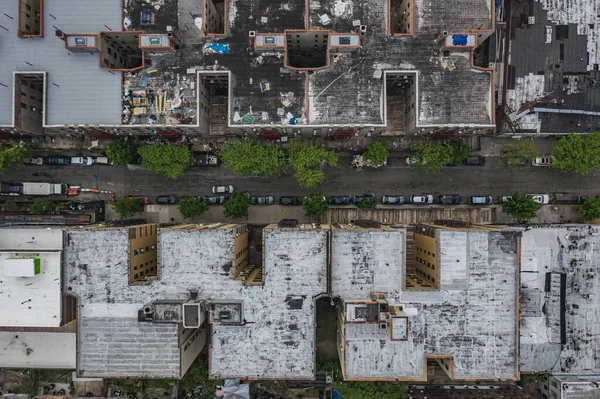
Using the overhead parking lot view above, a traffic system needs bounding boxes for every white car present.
[532,156,555,166]
[212,185,234,194]
[406,156,427,165]
[528,194,550,205]
[410,194,434,204]
[71,156,95,166]
[499,196,512,203]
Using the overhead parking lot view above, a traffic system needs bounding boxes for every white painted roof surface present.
[0,252,62,327]
[334,228,520,381]
[0,332,76,368]
[520,225,600,375]
[0,0,121,126]
[0,227,64,250]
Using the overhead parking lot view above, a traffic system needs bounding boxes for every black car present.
[44,156,71,165]
[328,196,351,205]
[463,156,486,166]
[156,195,179,204]
[279,196,302,205]
[381,195,405,205]
[352,193,376,204]
[439,194,462,205]
[0,183,23,194]
[201,195,225,205]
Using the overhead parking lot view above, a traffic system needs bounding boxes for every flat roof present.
[506,0,600,133]
[0,331,76,369]
[0,227,64,251]
[334,228,520,380]
[0,251,62,327]
[207,228,328,379]
[0,0,122,127]
[1,0,494,130]
[520,226,600,375]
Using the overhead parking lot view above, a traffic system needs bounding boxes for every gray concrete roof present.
[0,331,76,369]
[0,0,121,127]
[207,228,328,379]
[334,228,520,381]
[520,225,600,375]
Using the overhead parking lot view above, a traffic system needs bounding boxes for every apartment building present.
[0,0,495,138]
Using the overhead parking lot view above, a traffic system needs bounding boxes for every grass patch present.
[146,380,176,389]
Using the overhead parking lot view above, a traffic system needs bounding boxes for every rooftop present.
[0,0,495,132]
[520,225,600,375]
[506,0,600,133]
[0,228,64,328]
[333,228,520,381]
[553,375,600,399]
[0,331,76,369]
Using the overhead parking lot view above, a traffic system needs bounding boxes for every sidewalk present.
[478,136,558,157]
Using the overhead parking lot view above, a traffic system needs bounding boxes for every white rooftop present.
[333,228,520,381]
[520,225,600,375]
[0,331,76,369]
[0,0,121,127]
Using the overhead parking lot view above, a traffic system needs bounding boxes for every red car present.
[127,196,149,205]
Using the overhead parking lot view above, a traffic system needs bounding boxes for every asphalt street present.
[0,155,594,204]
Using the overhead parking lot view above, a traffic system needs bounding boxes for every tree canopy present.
[552,132,600,175]
[577,197,600,222]
[303,194,329,217]
[0,141,33,172]
[179,356,223,399]
[223,192,250,219]
[362,140,389,166]
[138,144,193,179]
[178,196,209,220]
[105,138,137,165]
[2,200,18,211]
[501,139,536,171]
[29,198,54,215]
[288,141,338,189]
[502,192,541,223]
[112,197,143,219]
[219,140,286,177]
[356,198,377,210]
[410,139,470,174]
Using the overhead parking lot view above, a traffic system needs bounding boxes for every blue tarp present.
[203,43,230,54]
[452,35,468,46]
[332,389,342,399]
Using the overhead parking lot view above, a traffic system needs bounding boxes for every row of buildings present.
[1,220,599,397]
[0,0,596,139]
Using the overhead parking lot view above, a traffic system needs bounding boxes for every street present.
[0,154,594,204]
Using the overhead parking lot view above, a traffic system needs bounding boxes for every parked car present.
[499,195,512,203]
[528,194,550,205]
[71,156,95,166]
[469,195,493,205]
[201,195,225,205]
[439,194,461,205]
[127,196,149,205]
[25,157,44,165]
[95,156,110,165]
[328,196,351,205]
[156,195,179,204]
[463,156,486,166]
[406,157,426,166]
[279,196,302,205]
[0,183,23,194]
[251,195,275,205]
[353,193,376,204]
[212,185,234,194]
[410,194,434,204]
[576,196,590,204]
[504,157,529,167]
[532,156,555,166]
[381,195,405,205]
[44,156,70,165]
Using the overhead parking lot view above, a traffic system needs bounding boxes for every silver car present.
[212,185,234,194]
[410,194,433,204]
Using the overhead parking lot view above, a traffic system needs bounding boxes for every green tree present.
[0,141,33,172]
[410,139,454,174]
[577,197,600,221]
[502,192,541,223]
[303,194,329,217]
[501,139,536,171]
[288,141,338,189]
[219,139,286,177]
[138,144,193,179]
[29,198,54,215]
[178,196,209,220]
[2,199,18,211]
[552,133,600,175]
[105,138,137,165]
[335,381,408,399]
[223,192,251,219]
[362,140,389,166]
[449,140,471,163]
[356,198,377,210]
[112,197,143,219]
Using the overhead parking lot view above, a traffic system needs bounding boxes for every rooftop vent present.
[183,301,206,328]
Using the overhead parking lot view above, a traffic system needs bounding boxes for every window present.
[25,4,31,11]
[21,102,27,109]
